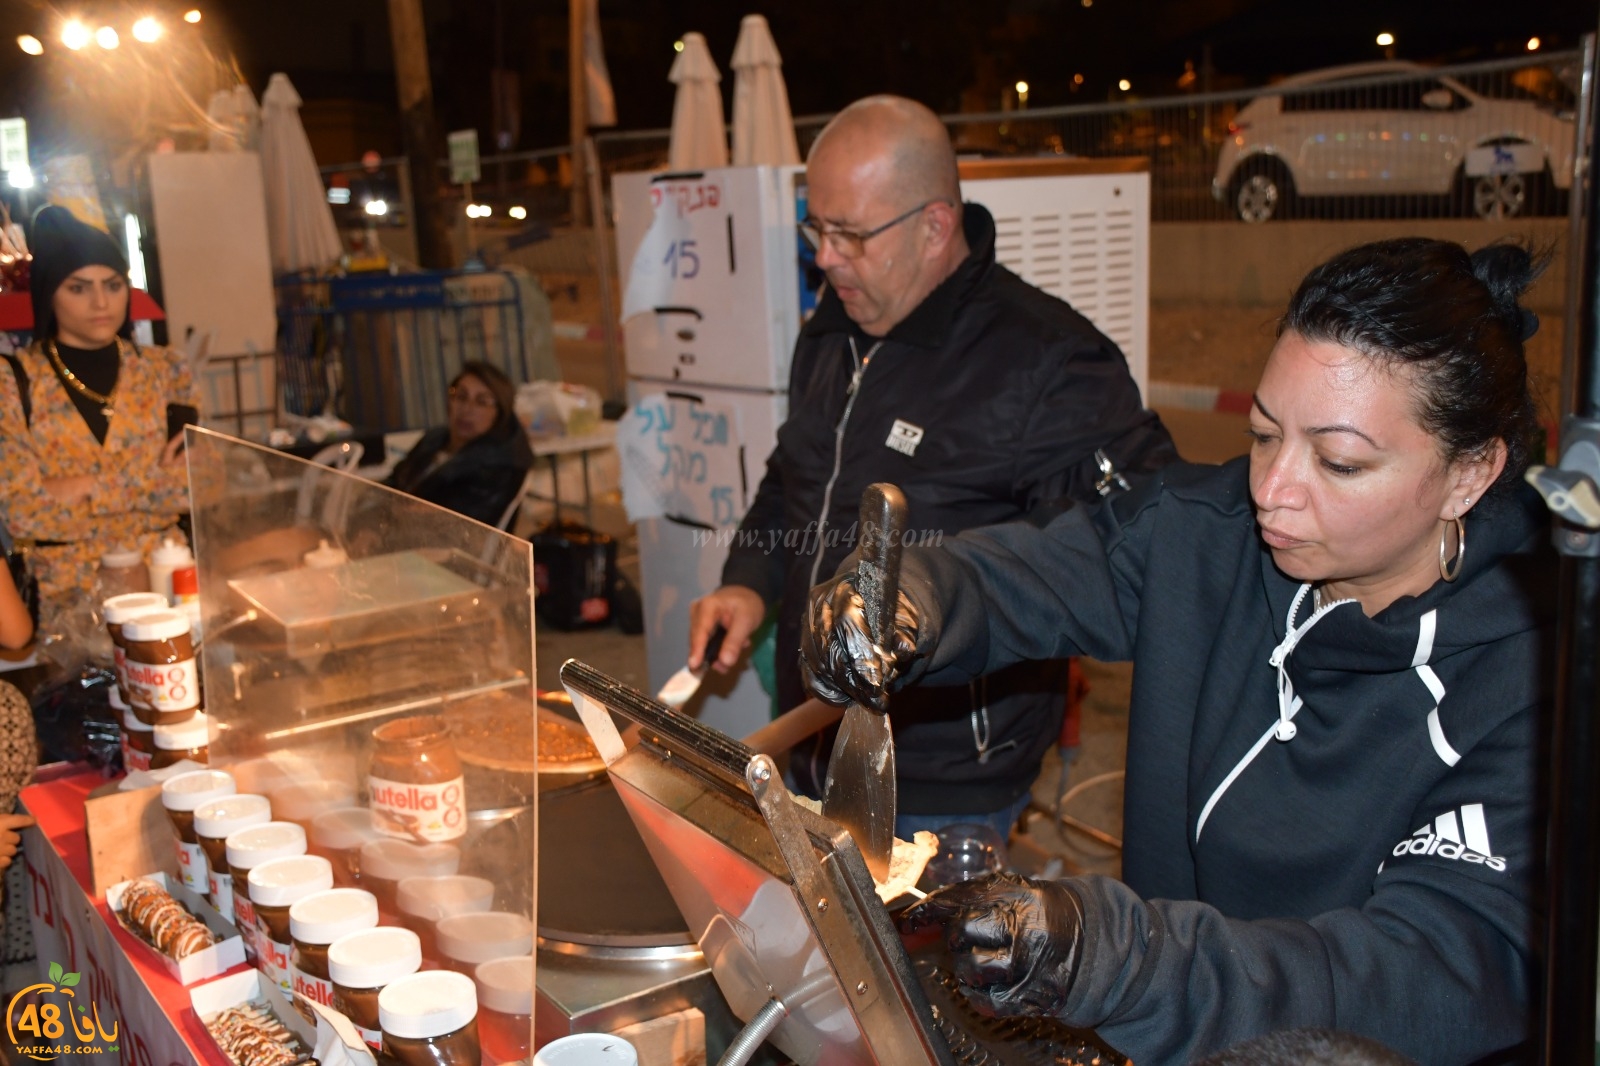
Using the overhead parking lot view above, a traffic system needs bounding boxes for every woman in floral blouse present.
[0,206,198,621]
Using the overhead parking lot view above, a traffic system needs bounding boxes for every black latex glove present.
[799,567,921,712]
[900,872,1085,1017]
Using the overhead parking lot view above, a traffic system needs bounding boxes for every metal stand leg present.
[580,448,594,529]
[549,455,563,526]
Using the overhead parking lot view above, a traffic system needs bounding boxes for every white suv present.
[1212,61,1575,222]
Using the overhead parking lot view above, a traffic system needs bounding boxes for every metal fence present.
[321,50,1580,235]
[277,269,535,432]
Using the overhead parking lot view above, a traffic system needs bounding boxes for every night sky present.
[0,0,1592,166]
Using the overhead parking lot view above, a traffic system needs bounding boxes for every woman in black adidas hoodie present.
[803,238,1553,1064]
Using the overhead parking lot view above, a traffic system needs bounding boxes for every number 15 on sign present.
[663,239,699,280]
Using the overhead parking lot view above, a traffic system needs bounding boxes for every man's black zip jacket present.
[721,202,1175,814]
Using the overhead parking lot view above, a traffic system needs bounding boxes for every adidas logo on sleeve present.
[1392,804,1507,873]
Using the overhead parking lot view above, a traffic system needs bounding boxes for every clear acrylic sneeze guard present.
[186,427,536,1060]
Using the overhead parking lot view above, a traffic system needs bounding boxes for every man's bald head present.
[803,95,969,336]
[808,96,961,208]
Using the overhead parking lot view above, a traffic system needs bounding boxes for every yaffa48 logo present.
[6,960,119,1060]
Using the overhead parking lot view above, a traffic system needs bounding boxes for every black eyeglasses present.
[797,200,941,259]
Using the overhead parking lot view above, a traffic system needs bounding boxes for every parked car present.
[1212,61,1575,222]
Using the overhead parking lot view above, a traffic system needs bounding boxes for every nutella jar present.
[289,889,379,1019]
[435,912,534,975]
[269,781,358,835]
[150,712,211,769]
[329,926,423,1051]
[310,807,383,887]
[120,704,156,774]
[123,611,201,726]
[474,956,533,1062]
[369,715,466,842]
[159,769,235,893]
[103,592,168,702]
[248,855,335,993]
[193,794,272,918]
[379,970,482,1066]
[396,875,494,963]
[358,839,460,917]
[226,821,308,965]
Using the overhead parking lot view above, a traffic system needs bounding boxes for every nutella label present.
[355,1023,381,1052]
[126,656,201,712]
[264,936,294,995]
[291,965,336,1014]
[369,774,467,842]
[113,646,127,692]
[176,840,207,892]
[208,870,234,922]
[233,897,260,963]
[121,736,152,773]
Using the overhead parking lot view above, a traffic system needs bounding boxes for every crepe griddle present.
[537,777,700,960]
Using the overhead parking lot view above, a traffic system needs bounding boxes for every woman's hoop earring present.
[1439,514,1466,582]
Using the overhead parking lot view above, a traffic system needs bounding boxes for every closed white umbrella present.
[730,15,800,166]
[206,84,262,152]
[668,32,727,170]
[259,72,343,274]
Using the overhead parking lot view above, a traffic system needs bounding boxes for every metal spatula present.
[823,482,907,883]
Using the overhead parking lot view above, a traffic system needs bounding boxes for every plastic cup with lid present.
[533,1033,640,1066]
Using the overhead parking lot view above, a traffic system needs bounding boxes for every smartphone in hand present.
[166,404,199,453]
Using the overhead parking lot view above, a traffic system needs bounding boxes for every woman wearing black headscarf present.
[0,206,200,618]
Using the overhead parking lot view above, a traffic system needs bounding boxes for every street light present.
[1528,37,1541,51]
[183,9,202,23]
[1118,79,1132,91]
[95,26,119,49]
[509,206,527,220]
[364,199,388,217]
[1376,32,1394,47]
[17,35,43,55]
[673,39,684,52]
[61,20,91,50]
[132,17,162,43]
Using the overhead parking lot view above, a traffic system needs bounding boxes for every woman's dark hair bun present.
[1469,242,1547,342]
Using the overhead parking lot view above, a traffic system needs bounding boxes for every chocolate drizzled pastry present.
[204,1002,318,1066]
[118,879,217,959]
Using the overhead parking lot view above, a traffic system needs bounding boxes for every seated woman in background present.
[0,206,198,625]
[385,362,533,527]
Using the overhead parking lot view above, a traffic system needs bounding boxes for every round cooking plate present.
[537,778,700,962]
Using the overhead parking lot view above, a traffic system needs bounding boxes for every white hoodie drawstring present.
[1267,583,1350,742]
[1196,582,1350,842]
